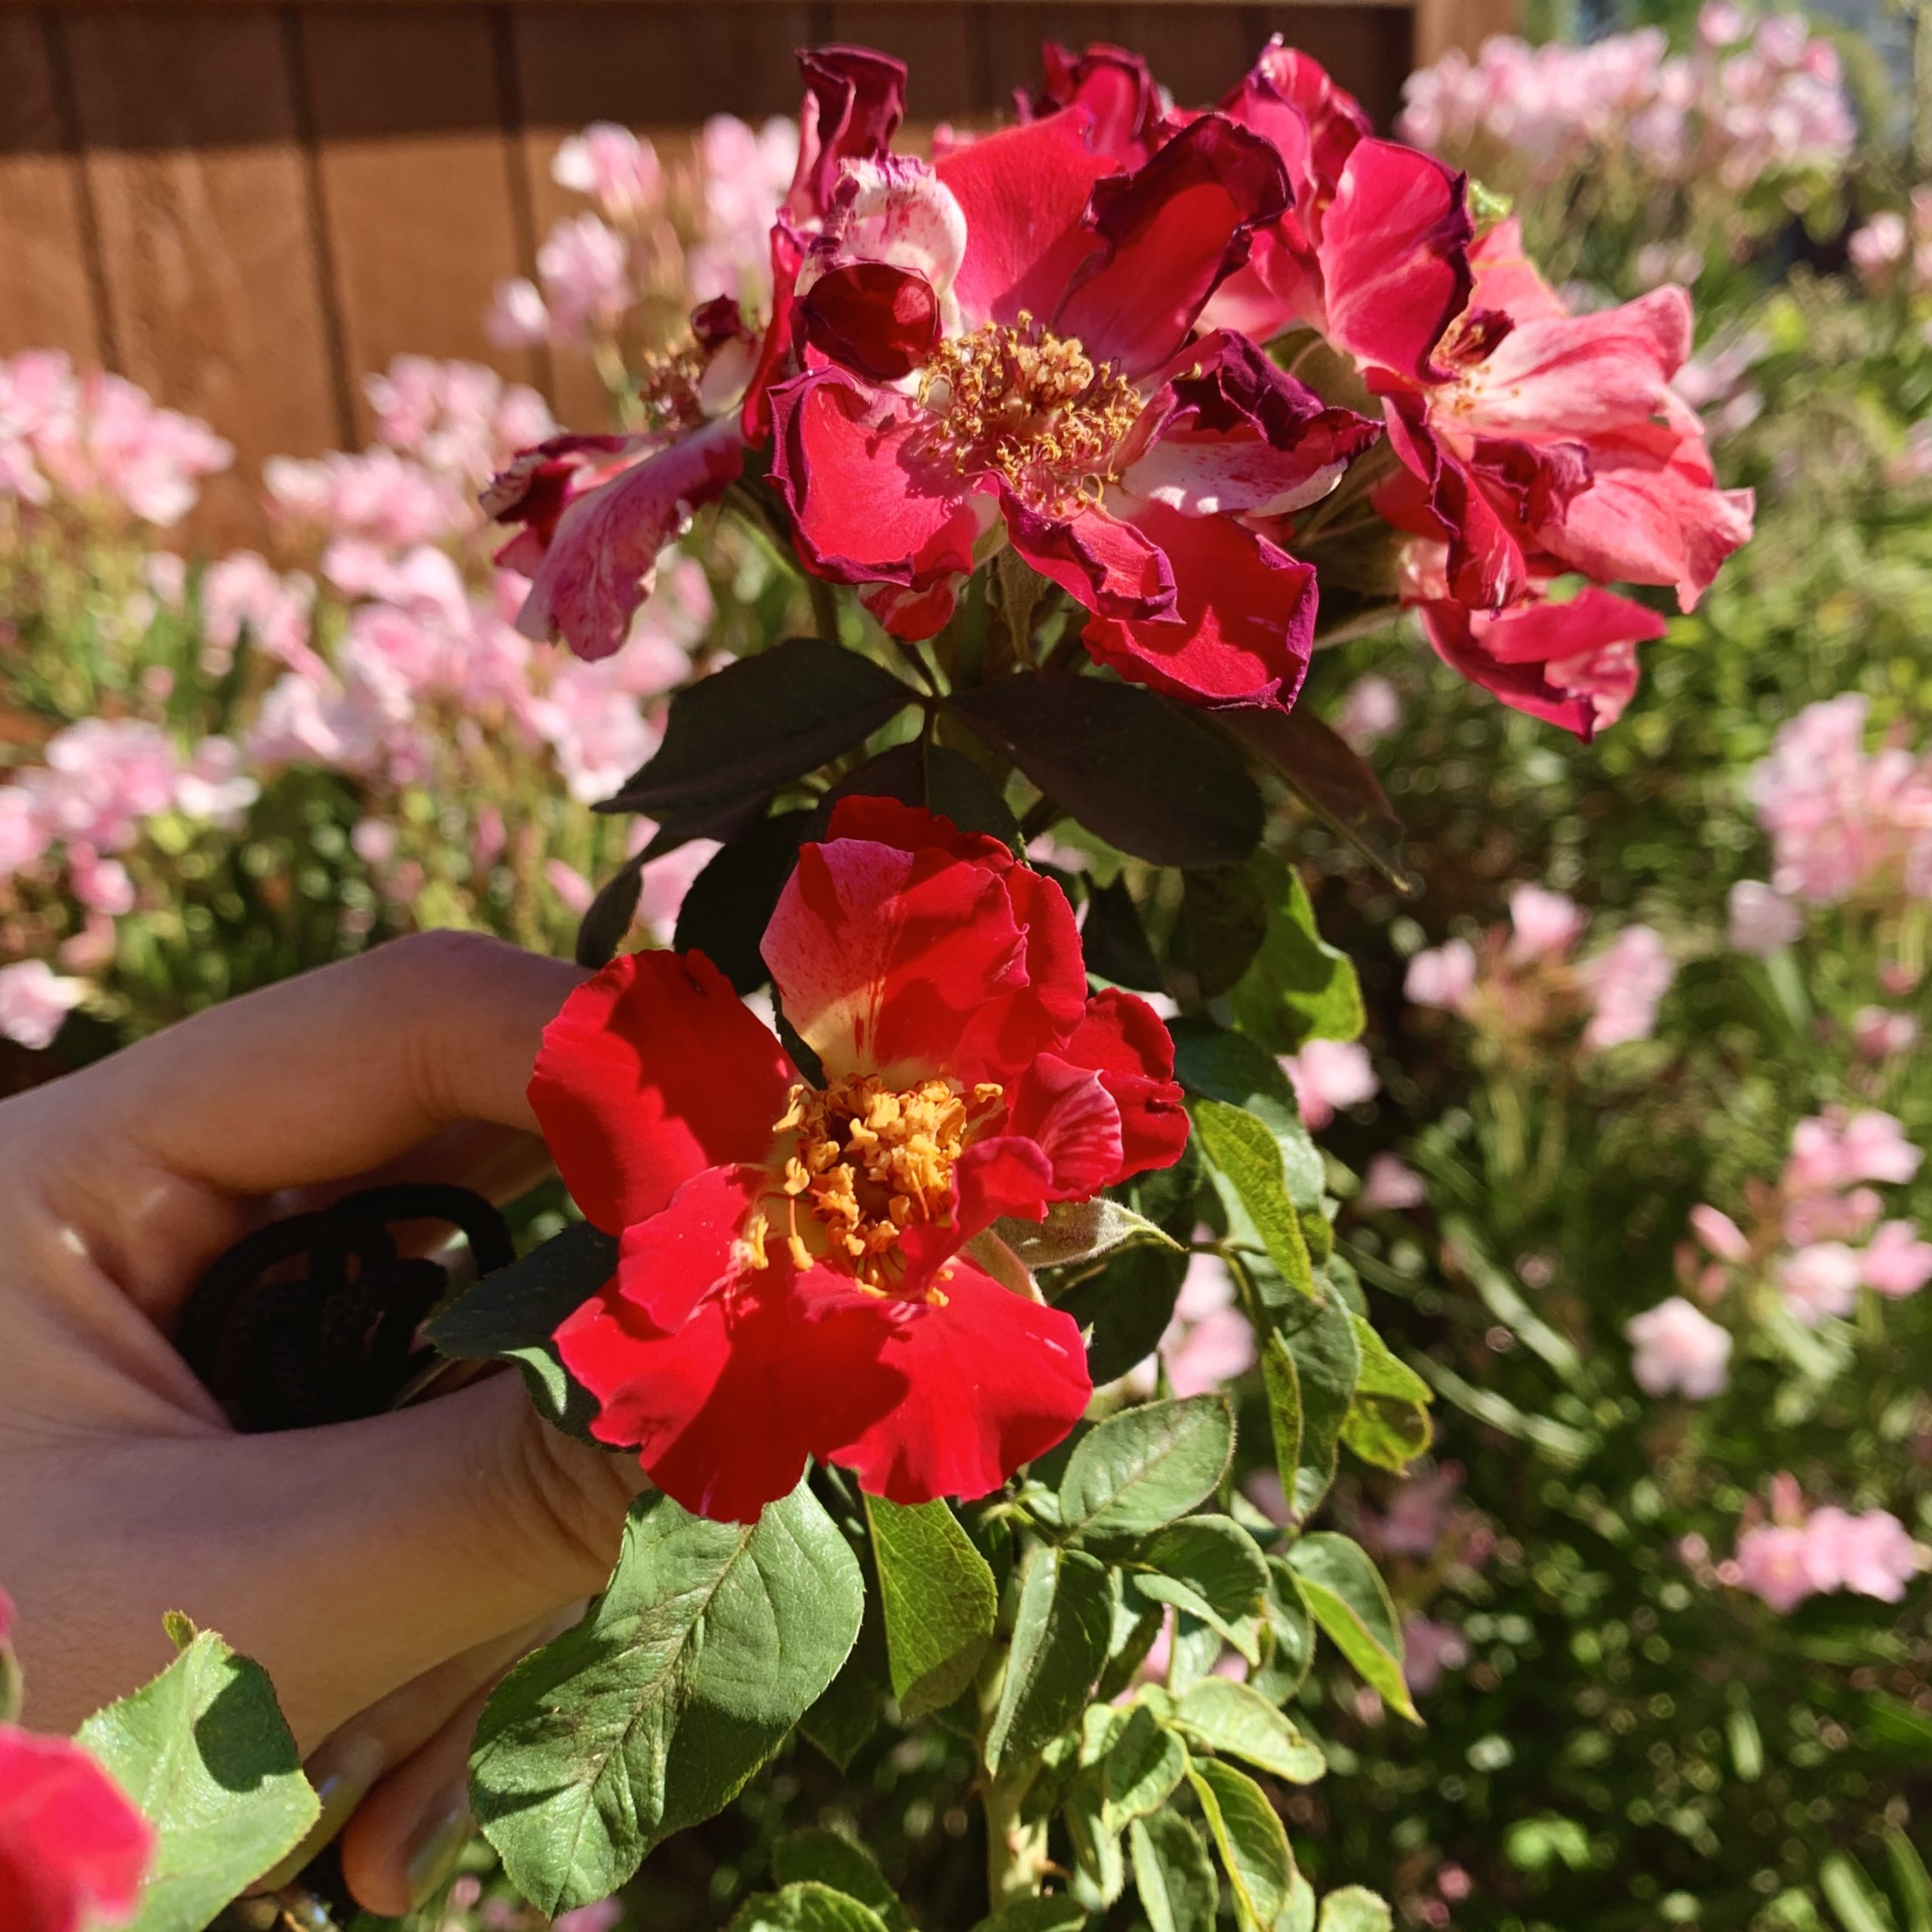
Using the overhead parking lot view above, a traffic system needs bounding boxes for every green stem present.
[808,574,841,647]
[982,1770,1051,1909]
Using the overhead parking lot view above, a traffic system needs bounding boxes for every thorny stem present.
[982,1770,1052,1908]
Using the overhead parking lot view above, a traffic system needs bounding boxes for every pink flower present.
[1283,1037,1377,1130]
[1126,1252,1257,1399]
[1624,1296,1731,1398]
[1778,1241,1863,1324]
[1850,212,1908,290]
[1803,1507,1919,1601]
[67,850,134,918]
[535,214,633,342]
[1727,879,1801,955]
[486,278,552,351]
[29,364,232,525]
[1580,924,1673,1050]
[1367,1464,1466,1558]
[1689,1202,1750,1263]
[365,358,553,487]
[633,836,720,946]
[1401,1616,1469,1696]
[1854,1008,1918,1060]
[265,447,472,548]
[1507,883,1585,961]
[1334,674,1401,749]
[0,1724,154,1932]
[31,721,180,853]
[0,790,52,881]
[546,860,596,916]
[552,123,663,223]
[1787,1109,1922,1192]
[1734,1521,1815,1612]
[1405,938,1476,1012]
[1861,1221,1932,1299]
[198,552,321,680]
[554,1904,626,1932]
[0,961,87,1050]
[1359,1152,1428,1212]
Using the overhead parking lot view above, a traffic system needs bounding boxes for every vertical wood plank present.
[977,5,1125,108]
[826,3,984,131]
[1118,4,1259,106]
[1412,0,1515,69]
[300,3,540,441]
[0,13,101,365]
[60,5,343,544]
[512,2,813,428]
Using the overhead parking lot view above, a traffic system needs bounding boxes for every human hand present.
[0,932,639,1912]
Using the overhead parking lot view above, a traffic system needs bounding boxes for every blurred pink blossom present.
[1406,939,1477,1012]
[1690,1203,1750,1263]
[0,958,88,1049]
[1359,1152,1428,1213]
[1334,674,1401,750]
[1854,1007,1918,1060]
[1733,1521,1815,1612]
[552,123,663,223]
[1777,1241,1863,1324]
[689,114,801,306]
[1401,1617,1469,1696]
[546,859,596,916]
[1507,883,1585,961]
[1123,1251,1257,1401]
[536,213,633,342]
[1802,1507,1921,1601]
[1284,1038,1377,1131]
[1786,1109,1922,1193]
[1625,1296,1732,1398]
[1364,1464,1466,1558]
[1580,924,1674,1050]
[199,552,322,680]
[554,1903,626,1932]
[1726,878,1801,954]
[265,446,472,548]
[1861,1221,1932,1299]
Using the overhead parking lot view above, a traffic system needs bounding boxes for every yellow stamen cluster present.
[917,314,1141,515]
[743,1073,1004,1294]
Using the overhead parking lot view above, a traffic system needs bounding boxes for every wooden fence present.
[0,0,1515,543]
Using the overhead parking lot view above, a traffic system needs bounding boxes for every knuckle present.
[503,1404,635,1588]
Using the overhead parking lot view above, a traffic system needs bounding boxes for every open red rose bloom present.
[531,801,1187,1521]
[491,39,1752,739]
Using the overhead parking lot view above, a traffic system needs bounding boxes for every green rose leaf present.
[813,740,1022,848]
[1248,1559,1318,1705]
[1055,1243,1192,1386]
[1057,1396,1235,1549]
[1064,1780,1128,1905]
[1192,1100,1317,1304]
[947,674,1264,868]
[728,1881,894,1932]
[1176,865,1270,1000]
[1339,1316,1433,1472]
[1264,1300,1363,1527]
[1217,701,1411,891]
[1187,1759,1295,1932]
[1130,1516,1270,1659]
[863,1495,998,1720]
[601,637,917,817]
[1226,856,1365,1052]
[1286,1532,1417,1724]
[1168,1023,1324,1213]
[800,1595,890,1772]
[472,1481,865,1912]
[1130,1810,1220,1932]
[996,1197,1183,1272]
[984,1546,1112,1774]
[673,810,814,993]
[1172,1678,1325,1784]
[77,1628,318,1932]
[772,1831,907,1930]
[970,1898,1088,1932]
[1317,1886,1397,1932]
[1099,1703,1189,1829]
[970,1898,1087,1932]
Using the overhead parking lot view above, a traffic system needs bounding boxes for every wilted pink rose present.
[1625,1296,1732,1398]
[1507,884,1586,961]
[1401,1617,1469,1696]
[1359,1152,1428,1213]
[1406,940,1477,1013]
[1580,924,1674,1050]
[1284,1038,1377,1131]
[0,960,87,1051]
[1778,1241,1863,1324]
[1861,1220,1932,1299]
[1689,1203,1750,1264]
[1726,878,1801,955]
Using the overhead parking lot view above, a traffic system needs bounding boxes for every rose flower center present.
[741,1073,1005,1296]
[917,314,1141,515]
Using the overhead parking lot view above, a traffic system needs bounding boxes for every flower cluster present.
[487,117,799,355]
[1724,1477,1921,1613]
[1400,10,1854,204]
[531,801,1188,1518]
[0,352,232,528]
[490,38,1750,731]
[1848,189,1932,300]
[1404,884,1675,1054]
[1743,693,1932,909]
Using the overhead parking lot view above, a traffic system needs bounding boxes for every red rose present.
[0,1727,152,1932]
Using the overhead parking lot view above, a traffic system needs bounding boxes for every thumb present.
[14,1376,642,1749]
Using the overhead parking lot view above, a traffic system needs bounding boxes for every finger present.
[14,933,583,1312]
[338,1679,497,1917]
[6,1374,642,1748]
[256,1614,566,1895]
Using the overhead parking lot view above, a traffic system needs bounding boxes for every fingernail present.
[256,1735,386,1894]
[407,1786,475,1911]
